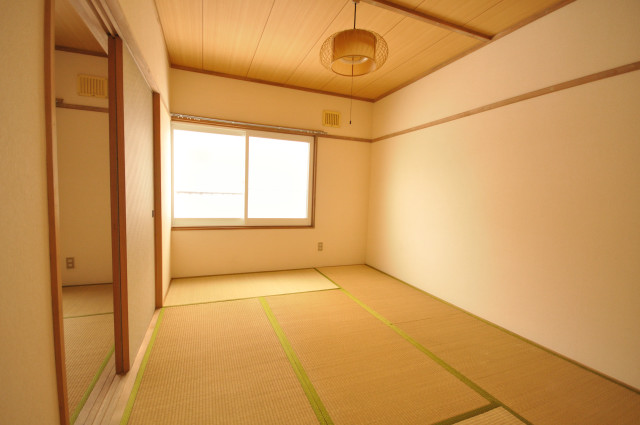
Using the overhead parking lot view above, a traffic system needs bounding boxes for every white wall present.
[170,70,371,277]
[55,51,111,285]
[0,1,61,423]
[367,0,640,389]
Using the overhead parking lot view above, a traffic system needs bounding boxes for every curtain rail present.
[171,113,327,136]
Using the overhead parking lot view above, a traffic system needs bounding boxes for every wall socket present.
[317,242,323,252]
[66,257,75,269]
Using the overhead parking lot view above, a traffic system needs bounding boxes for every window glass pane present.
[248,137,310,219]
[173,129,245,218]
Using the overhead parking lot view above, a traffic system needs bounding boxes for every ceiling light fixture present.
[320,0,388,77]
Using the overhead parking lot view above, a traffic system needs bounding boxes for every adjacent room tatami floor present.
[119,265,640,425]
[62,284,114,423]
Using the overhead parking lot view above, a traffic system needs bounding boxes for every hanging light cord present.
[350,1,357,125]
[353,1,357,29]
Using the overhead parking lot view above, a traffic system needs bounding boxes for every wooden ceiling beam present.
[360,0,492,42]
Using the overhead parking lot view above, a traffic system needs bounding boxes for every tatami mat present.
[265,290,491,425]
[319,265,640,425]
[62,283,113,318]
[318,265,460,323]
[64,313,114,422]
[456,407,525,424]
[124,300,320,425]
[164,269,337,306]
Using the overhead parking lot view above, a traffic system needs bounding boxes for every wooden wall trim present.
[55,45,108,58]
[172,113,374,142]
[55,98,109,113]
[45,0,70,423]
[318,134,372,143]
[310,136,318,228]
[108,36,130,374]
[152,92,163,308]
[373,61,640,143]
[171,64,375,103]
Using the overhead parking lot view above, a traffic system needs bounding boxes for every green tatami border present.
[70,345,115,424]
[364,264,640,395]
[432,404,501,425]
[314,268,533,425]
[259,297,334,425]
[120,308,165,425]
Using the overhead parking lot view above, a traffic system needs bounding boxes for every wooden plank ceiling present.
[155,0,566,100]
[54,0,569,101]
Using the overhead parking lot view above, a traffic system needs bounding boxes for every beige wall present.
[115,0,170,103]
[160,102,173,299]
[373,0,640,139]
[367,0,640,389]
[172,137,370,277]
[55,51,111,285]
[55,50,108,108]
[170,68,374,139]
[114,0,173,304]
[123,45,157,362]
[170,70,371,277]
[0,1,61,423]
[57,108,112,285]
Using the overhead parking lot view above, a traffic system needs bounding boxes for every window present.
[172,122,315,228]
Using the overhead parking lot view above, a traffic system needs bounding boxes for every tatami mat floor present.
[62,284,114,423]
[114,266,639,424]
[164,268,337,306]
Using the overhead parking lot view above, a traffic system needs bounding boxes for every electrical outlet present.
[317,242,323,252]
[66,257,75,269]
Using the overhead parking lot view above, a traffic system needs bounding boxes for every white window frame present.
[171,122,316,229]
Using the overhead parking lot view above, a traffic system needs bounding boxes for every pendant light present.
[320,0,388,76]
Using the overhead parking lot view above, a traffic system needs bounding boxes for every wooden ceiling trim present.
[171,64,375,103]
[465,0,564,35]
[373,0,577,101]
[373,39,485,101]
[357,33,480,99]
[492,0,577,41]
[152,0,579,102]
[320,18,452,96]
[412,0,502,32]
[361,0,492,41]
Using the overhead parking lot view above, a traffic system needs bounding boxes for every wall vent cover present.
[322,110,340,128]
[77,74,108,98]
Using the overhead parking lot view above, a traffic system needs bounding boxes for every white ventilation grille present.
[77,74,108,98]
[322,110,340,128]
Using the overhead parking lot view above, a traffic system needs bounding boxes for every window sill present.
[171,225,315,231]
